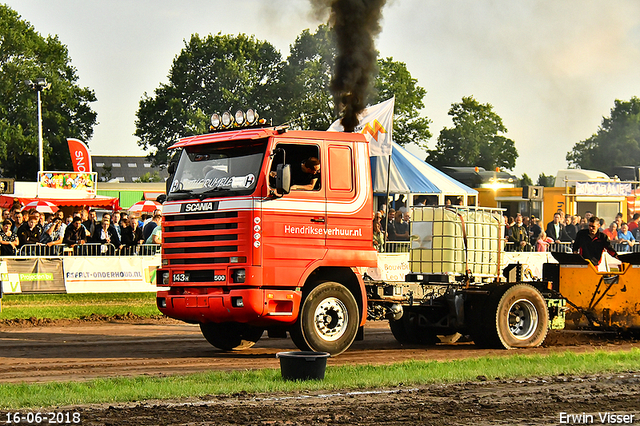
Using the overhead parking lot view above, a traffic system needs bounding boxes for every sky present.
[5,0,640,180]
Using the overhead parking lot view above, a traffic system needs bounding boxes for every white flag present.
[328,97,395,157]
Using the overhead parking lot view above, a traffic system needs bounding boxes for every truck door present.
[262,141,327,286]
[324,141,373,260]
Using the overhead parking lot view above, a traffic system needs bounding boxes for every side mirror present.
[168,162,176,175]
[276,164,291,195]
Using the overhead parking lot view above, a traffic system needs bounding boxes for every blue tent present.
[370,143,477,196]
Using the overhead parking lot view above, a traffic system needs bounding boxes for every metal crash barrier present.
[17,243,162,257]
[119,245,162,256]
[505,241,640,254]
[384,241,410,253]
[18,245,64,257]
[2,244,162,294]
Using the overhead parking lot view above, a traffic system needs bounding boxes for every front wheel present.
[290,281,359,356]
[199,322,264,351]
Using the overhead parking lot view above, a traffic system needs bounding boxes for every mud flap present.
[445,290,466,329]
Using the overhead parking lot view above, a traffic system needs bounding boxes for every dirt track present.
[77,372,640,425]
[1,318,639,425]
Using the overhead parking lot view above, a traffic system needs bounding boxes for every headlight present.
[221,111,232,127]
[235,110,245,126]
[231,269,246,283]
[162,272,170,285]
[211,113,221,128]
[246,108,257,124]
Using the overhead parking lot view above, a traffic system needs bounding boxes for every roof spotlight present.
[246,108,257,125]
[221,111,232,127]
[211,113,221,129]
[235,110,245,126]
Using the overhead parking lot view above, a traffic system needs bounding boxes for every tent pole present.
[383,150,392,253]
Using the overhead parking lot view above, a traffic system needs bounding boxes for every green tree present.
[426,96,517,170]
[135,171,161,183]
[566,97,640,176]
[135,33,282,166]
[279,26,431,146]
[100,164,112,182]
[520,173,533,187]
[537,173,555,187]
[0,5,97,180]
[137,26,432,164]
[276,25,336,130]
[372,57,431,149]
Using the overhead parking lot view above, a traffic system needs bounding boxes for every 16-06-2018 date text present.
[4,412,81,424]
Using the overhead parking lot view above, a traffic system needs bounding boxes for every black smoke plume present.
[312,0,387,132]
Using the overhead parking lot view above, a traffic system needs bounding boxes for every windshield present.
[168,139,267,198]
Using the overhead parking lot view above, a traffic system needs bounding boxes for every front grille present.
[170,257,231,265]
[164,245,238,254]
[165,223,238,233]
[162,208,248,268]
[165,234,237,244]
[164,211,238,222]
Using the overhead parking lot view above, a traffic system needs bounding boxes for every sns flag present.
[328,97,395,157]
[67,138,92,173]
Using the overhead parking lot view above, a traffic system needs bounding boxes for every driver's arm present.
[290,178,317,191]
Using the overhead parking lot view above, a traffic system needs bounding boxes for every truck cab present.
[156,124,377,354]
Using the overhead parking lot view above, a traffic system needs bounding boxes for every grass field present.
[0,293,159,320]
[0,349,638,409]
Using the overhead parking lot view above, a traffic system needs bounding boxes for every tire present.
[389,308,440,345]
[290,281,359,356]
[476,284,549,349]
[199,322,264,351]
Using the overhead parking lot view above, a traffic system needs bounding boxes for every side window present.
[328,145,353,191]
[270,143,321,191]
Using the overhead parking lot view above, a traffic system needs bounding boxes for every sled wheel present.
[199,322,264,351]
[290,281,359,356]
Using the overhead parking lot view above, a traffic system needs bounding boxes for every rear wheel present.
[290,281,359,356]
[473,284,549,349]
[389,308,440,345]
[199,322,264,351]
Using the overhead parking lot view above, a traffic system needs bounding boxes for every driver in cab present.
[290,157,320,191]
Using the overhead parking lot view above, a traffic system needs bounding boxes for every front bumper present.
[157,287,301,326]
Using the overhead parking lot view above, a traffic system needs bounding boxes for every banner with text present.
[365,253,411,282]
[575,181,632,197]
[63,256,160,293]
[1,258,65,293]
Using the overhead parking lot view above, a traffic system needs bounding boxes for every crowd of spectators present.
[0,203,162,256]
[505,209,640,253]
[371,202,640,255]
[372,204,413,252]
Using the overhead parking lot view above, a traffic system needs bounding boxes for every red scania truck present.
[156,112,569,355]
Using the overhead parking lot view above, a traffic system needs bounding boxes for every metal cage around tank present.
[409,206,505,278]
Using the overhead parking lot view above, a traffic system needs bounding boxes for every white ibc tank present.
[410,206,503,277]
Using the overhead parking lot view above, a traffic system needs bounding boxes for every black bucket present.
[276,351,330,381]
